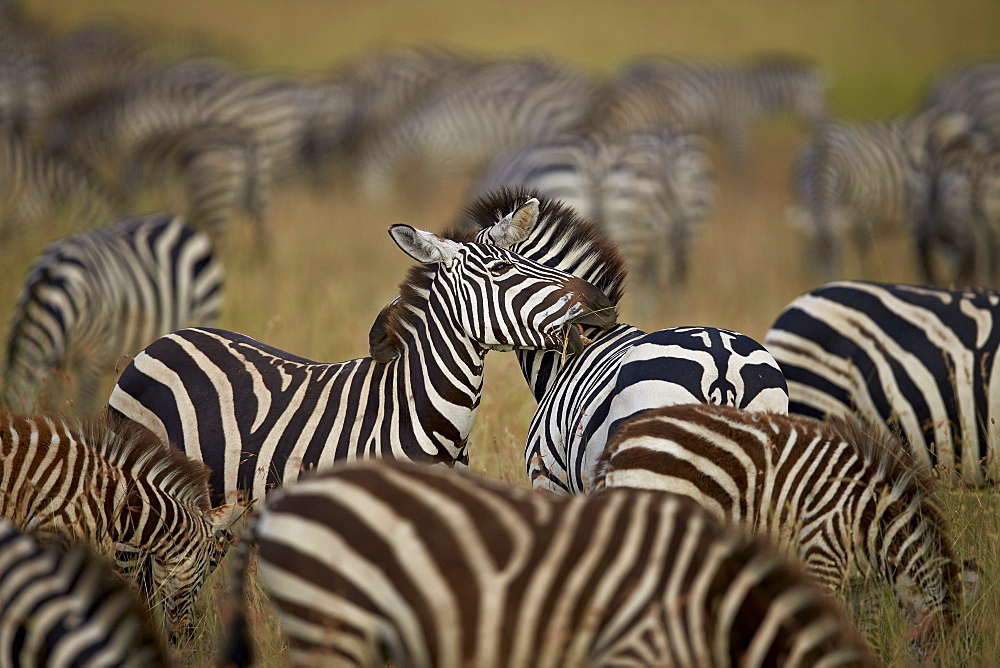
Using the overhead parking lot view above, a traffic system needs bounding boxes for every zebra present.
[917,127,1000,287]
[590,54,827,165]
[108,199,617,505]
[2,213,223,413]
[0,516,168,667]
[763,280,1000,487]
[592,403,981,654]
[0,132,118,234]
[456,187,788,495]
[788,112,968,281]
[465,124,715,309]
[922,61,1000,140]
[123,121,271,246]
[224,459,875,667]
[0,410,247,642]
[356,56,599,196]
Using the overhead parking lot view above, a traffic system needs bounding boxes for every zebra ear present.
[488,198,539,247]
[389,224,459,264]
[205,502,249,536]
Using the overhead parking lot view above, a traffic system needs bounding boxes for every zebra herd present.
[0,4,999,665]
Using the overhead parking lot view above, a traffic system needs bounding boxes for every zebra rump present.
[593,403,979,653]
[225,459,874,667]
[0,516,168,667]
[764,280,1000,486]
[2,212,223,412]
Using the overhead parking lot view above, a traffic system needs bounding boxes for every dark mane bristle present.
[81,411,213,511]
[456,185,627,307]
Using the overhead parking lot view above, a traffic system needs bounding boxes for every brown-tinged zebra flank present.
[224,460,874,667]
[0,410,246,642]
[0,516,168,667]
[593,403,980,653]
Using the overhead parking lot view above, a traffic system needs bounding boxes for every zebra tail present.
[219,517,256,668]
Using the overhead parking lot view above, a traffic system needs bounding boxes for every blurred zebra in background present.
[917,128,1000,287]
[594,403,980,654]
[124,122,271,246]
[110,204,616,505]
[788,113,967,281]
[0,516,168,667]
[226,460,875,667]
[0,0,49,135]
[592,54,827,164]
[467,124,715,311]
[0,132,118,233]
[0,411,246,642]
[763,280,1000,487]
[461,188,787,495]
[356,56,599,196]
[2,213,222,412]
[923,61,1000,140]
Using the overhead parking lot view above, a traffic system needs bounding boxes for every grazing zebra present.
[3,213,223,413]
[0,411,247,642]
[917,128,1000,287]
[923,61,1000,140]
[458,188,788,495]
[224,460,875,667]
[593,403,981,654]
[591,55,826,164]
[763,280,1000,486]
[788,113,967,281]
[109,201,617,505]
[466,124,715,306]
[356,56,598,196]
[124,122,271,245]
[0,132,117,233]
[0,517,168,667]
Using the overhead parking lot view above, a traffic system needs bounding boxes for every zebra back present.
[593,403,978,654]
[0,516,168,667]
[764,280,1000,486]
[231,459,875,667]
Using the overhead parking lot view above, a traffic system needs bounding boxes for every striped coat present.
[226,460,875,667]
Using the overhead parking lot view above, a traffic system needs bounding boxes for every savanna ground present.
[7,0,1000,664]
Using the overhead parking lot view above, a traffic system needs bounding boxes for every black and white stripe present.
[466,124,715,303]
[917,127,1000,287]
[0,132,117,233]
[3,213,223,412]
[461,188,787,495]
[124,122,271,245]
[592,55,826,164]
[109,200,617,505]
[594,403,979,653]
[356,56,598,196]
[0,411,246,641]
[0,516,168,667]
[763,280,1000,486]
[226,459,875,667]
[922,61,1000,141]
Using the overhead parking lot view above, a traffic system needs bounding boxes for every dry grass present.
[6,0,1000,664]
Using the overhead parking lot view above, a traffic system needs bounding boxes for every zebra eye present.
[488,261,513,276]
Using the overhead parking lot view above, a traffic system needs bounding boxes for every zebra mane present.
[79,411,213,512]
[457,185,627,307]
[369,225,479,362]
[827,413,953,538]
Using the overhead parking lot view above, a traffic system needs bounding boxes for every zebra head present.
[386,203,616,357]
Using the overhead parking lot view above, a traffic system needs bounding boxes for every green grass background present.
[8,1,1000,664]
